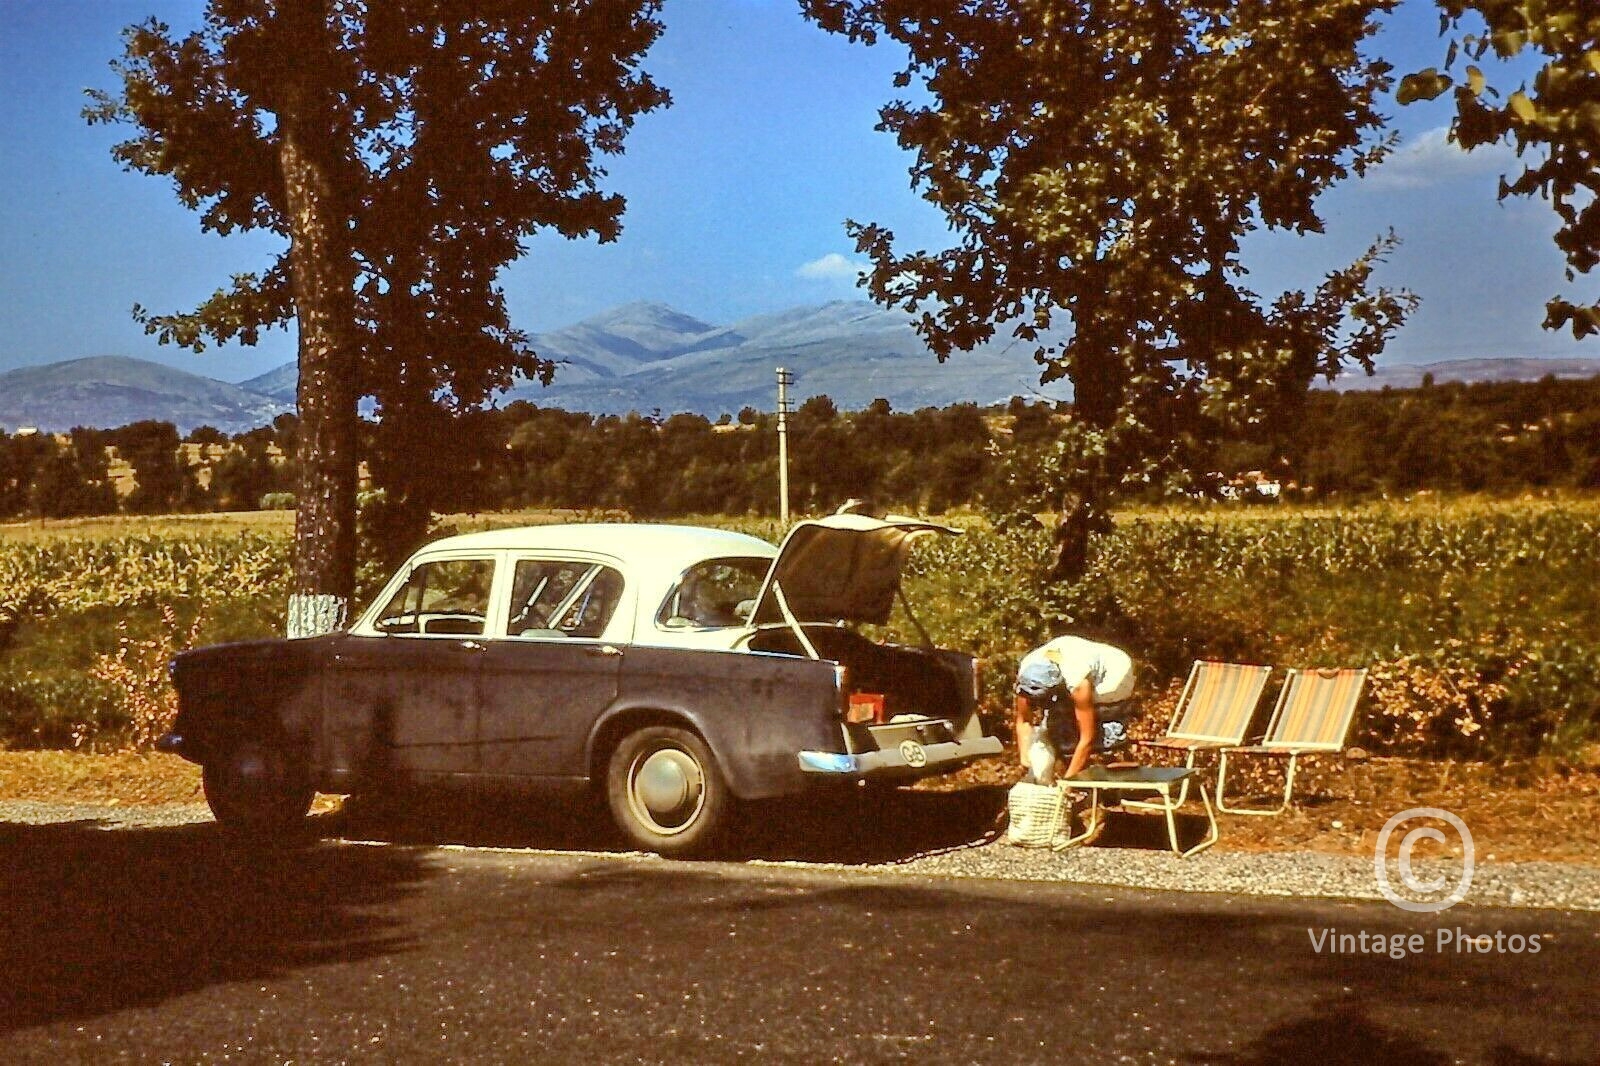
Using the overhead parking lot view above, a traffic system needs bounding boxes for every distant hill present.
[499,300,1076,414]
[0,356,289,434]
[530,301,722,381]
[237,361,298,405]
[5,304,1599,431]
[1332,358,1600,391]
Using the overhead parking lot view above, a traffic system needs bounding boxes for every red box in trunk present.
[847,692,886,724]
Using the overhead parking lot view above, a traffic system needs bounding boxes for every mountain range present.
[0,355,290,435]
[3,300,1598,433]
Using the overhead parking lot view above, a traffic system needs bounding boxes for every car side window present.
[658,557,770,629]
[506,559,624,639]
[375,558,496,636]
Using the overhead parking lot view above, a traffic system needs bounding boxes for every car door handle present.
[458,640,487,653]
[586,644,623,657]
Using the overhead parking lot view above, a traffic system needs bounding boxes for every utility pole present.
[775,366,794,526]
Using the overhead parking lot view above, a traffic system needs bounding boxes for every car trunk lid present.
[749,513,960,629]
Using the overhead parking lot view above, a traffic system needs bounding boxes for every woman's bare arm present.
[1062,681,1098,778]
[1013,694,1034,768]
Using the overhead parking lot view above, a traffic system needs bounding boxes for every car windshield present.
[374,557,496,636]
[658,557,771,629]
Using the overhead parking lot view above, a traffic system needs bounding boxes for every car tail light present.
[834,663,850,718]
[971,657,984,704]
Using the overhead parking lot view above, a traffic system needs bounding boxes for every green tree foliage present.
[109,421,203,515]
[7,377,1600,525]
[497,401,1004,517]
[796,394,839,423]
[1285,375,1600,495]
[85,1,668,628]
[0,433,49,518]
[1400,2,1600,337]
[804,0,1418,578]
[24,431,121,520]
[208,436,288,512]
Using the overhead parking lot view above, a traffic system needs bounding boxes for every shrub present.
[0,672,124,750]
[89,604,205,751]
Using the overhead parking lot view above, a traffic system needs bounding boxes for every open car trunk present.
[747,625,984,763]
[746,512,993,775]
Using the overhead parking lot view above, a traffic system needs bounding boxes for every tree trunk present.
[277,9,357,638]
[1047,491,1110,585]
[1049,324,1121,585]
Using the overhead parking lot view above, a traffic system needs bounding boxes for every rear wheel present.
[606,726,730,858]
[202,731,313,839]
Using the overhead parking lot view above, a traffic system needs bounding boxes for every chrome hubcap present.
[630,748,704,835]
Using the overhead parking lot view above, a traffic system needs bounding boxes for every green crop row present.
[0,532,290,618]
[2,502,1597,759]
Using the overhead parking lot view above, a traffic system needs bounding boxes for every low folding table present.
[1055,765,1219,857]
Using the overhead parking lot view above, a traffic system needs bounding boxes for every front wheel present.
[606,726,730,858]
[202,732,313,839]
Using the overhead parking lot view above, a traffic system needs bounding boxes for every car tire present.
[202,730,314,839]
[606,725,730,858]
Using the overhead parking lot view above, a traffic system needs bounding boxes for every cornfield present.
[2,498,1597,758]
[0,532,288,617]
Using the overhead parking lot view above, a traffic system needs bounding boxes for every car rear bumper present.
[797,735,1003,777]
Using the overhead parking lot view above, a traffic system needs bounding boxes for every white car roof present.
[419,523,778,570]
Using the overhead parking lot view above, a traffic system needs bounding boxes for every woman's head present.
[1015,658,1065,707]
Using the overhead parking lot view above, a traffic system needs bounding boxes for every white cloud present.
[795,252,864,282]
[1365,126,1524,191]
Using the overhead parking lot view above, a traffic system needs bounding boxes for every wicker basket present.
[1006,781,1067,848]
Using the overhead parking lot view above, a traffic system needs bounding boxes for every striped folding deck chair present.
[1216,667,1368,815]
[1129,660,1272,807]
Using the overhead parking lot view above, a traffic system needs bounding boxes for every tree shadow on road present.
[1184,1002,1594,1066]
[0,817,433,1034]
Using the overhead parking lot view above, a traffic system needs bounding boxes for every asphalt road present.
[2,799,1597,1065]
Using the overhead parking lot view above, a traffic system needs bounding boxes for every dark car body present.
[162,517,1001,854]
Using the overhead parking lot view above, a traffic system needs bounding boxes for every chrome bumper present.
[797,735,1003,776]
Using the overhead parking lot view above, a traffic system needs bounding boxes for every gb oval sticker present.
[899,740,927,768]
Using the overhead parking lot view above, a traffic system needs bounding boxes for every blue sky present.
[0,0,1592,385]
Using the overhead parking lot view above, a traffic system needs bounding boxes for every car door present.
[330,554,499,784]
[476,556,628,779]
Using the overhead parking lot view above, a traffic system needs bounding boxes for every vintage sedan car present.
[160,513,1002,855]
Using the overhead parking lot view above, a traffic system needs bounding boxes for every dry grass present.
[0,506,615,544]
[0,509,293,543]
[0,751,352,813]
[0,750,203,805]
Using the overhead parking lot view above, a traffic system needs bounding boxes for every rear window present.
[658,557,770,629]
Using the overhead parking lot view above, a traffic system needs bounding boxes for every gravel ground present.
[0,799,216,829]
[7,797,1597,913]
[878,841,1600,912]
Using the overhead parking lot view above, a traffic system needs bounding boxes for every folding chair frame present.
[1215,747,1306,816]
[1054,768,1219,857]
